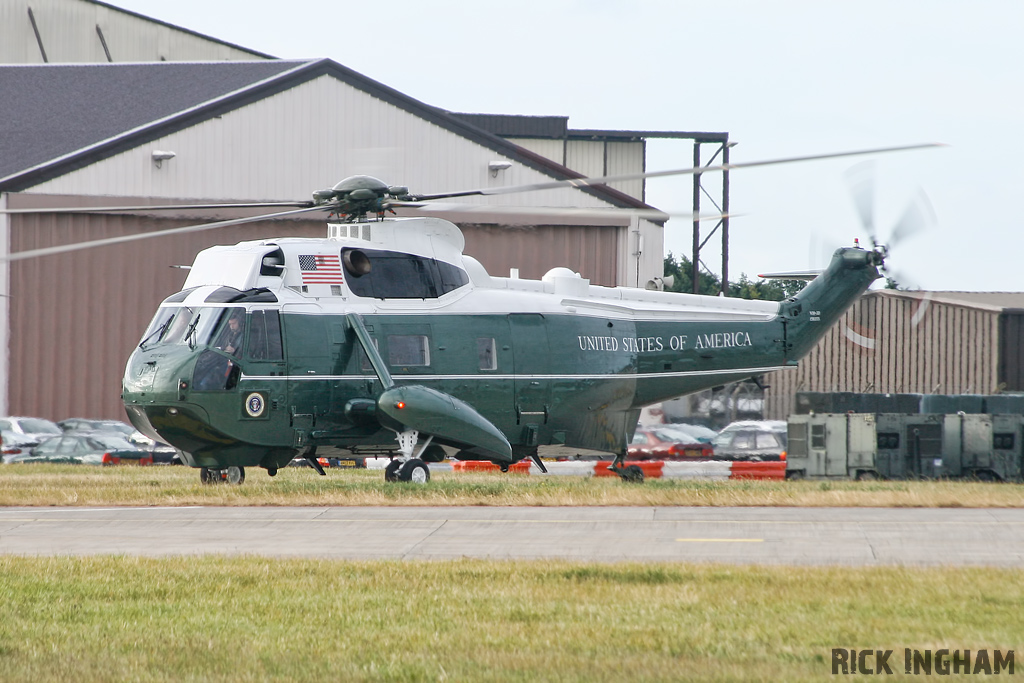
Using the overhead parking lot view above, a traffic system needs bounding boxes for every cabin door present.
[508,314,552,432]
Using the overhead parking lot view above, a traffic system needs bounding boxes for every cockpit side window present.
[212,308,246,358]
[247,310,283,361]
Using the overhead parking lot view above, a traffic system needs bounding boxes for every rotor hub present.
[312,175,411,222]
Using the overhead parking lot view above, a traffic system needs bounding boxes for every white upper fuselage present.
[180,216,781,323]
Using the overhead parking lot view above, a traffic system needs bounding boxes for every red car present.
[628,427,714,461]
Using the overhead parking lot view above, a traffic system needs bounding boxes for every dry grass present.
[0,556,1020,682]
[1,463,1023,507]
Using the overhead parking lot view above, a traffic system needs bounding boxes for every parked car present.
[711,421,788,461]
[628,427,714,461]
[1,431,40,463]
[6,433,153,465]
[661,422,718,443]
[58,418,179,463]
[0,416,62,444]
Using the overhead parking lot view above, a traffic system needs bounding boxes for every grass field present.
[0,557,1020,682]
[1,463,1024,508]
[3,465,1022,680]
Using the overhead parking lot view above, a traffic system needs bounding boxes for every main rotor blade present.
[0,204,332,263]
[0,201,313,215]
[757,269,822,281]
[410,143,944,201]
[390,201,738,224]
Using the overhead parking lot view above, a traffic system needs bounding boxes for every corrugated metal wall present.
[461,223,619,285]
[604,141,645,200]
[763,291,1003,419]
[998,312,1024,391]
[1,0,268,63]
[507,137,646,201]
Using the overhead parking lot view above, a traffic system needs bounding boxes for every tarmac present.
[1,505,1023,566]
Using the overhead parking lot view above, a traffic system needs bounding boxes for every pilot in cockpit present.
[215,309,245,358]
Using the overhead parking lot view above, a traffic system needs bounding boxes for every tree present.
[663,253,806,301]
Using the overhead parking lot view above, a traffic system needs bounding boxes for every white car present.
[0,416,62,443]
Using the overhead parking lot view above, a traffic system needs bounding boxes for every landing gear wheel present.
[384,460,402,482]
[622,465,645,483]
[200,467,215,484]
[267,467,278,477]
[398,459,430,483]
[225,466,245,485]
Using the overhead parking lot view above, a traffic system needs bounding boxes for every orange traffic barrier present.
[452,460,531,473]
[729,461,786,480]
[452,459,787,480]
[102,453,153,466]
[593,461,665,478]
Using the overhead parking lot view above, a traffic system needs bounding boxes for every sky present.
[112,0,1023,291]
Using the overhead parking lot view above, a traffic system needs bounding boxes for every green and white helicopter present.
[6,144,938,484]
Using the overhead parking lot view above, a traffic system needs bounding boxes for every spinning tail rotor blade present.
[889,188,936,249]
[844,161,877,244]
[840,159,936,288]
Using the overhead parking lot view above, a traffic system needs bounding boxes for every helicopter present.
[4,144,939,484]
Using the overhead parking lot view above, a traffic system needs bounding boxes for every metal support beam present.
[691,144,701,294]
[690,139,732,296]
[722,141,731,296]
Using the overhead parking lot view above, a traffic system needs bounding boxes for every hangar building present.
[0,56,680,421]
[763,290,1024,419]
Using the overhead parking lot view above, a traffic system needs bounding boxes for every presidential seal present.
[245,392,265,417]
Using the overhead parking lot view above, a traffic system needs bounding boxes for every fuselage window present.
[247,309,283,361]
[342,248,469,299]
[437,260,470,292]
[388,335,430,367]
[477,338,497,370]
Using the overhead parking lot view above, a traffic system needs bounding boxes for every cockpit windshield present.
[138,306,238,350]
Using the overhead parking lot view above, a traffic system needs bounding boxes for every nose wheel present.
[199,466,246,485]
[383,430,432,483]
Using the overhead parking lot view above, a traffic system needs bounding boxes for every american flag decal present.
[298,254,344,285]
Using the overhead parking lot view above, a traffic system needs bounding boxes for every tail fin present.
[779,246,882,361]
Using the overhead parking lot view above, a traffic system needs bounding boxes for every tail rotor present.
[843,161,936,286]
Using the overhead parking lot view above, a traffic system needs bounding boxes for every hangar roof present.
[0,59,655,213]
[868,289,1024,312]
[0,60,297,182]
[450,112,729,143]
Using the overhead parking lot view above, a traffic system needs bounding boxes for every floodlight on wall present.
[488,160,512,177]
[152,150,176,169]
